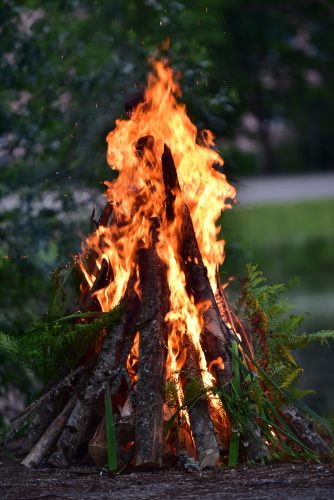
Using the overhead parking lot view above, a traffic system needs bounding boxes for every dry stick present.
[48,275,141,468]
[281,404,330,459]
[21,395,77,468]
[180,335,220,469]
[161,144,269,462]
[3,365,87,447]
[135,223,170,469]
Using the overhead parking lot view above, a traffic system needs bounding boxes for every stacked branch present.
[3,140,330,471]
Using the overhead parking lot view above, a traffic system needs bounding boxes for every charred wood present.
[80,258,114,312]
[161,144,269,461]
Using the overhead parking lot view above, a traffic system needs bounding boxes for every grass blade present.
[228,340,240,467]
[105,384,117,472]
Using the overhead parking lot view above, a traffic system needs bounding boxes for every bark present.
[180,335,220,469]
[281,403,331,459]
[135,225,170,469]
[48,276,141,468]
[21,396,77,468]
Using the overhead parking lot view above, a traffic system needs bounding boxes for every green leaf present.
[228,340,241,467]
[105,384,117,473]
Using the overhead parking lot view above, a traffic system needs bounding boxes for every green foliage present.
[0,266,121,386]
[228,340,241,467]
[238,264,334,392]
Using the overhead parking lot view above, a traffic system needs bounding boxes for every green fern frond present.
[0,332,19,356]
[280,367,303,389]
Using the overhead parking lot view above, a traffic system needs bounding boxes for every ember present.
[4,60,330,471]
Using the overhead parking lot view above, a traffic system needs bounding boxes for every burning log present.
[161,143,269,462]
[161,144,233,388]
[135,223,170,469]
[180,335,220,469]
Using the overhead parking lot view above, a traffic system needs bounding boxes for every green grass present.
[220,198,334,292]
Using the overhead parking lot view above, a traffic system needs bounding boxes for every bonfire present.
[2,60,331,471]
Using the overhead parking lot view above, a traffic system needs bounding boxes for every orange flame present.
[80,59,236,432]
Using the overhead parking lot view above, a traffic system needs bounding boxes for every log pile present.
[2,141,330,471]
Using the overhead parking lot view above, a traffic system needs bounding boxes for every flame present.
[80,59,236,438]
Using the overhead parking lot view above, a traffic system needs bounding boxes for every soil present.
[0,457,333,499]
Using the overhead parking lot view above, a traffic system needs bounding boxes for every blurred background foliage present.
[0,0,333,422]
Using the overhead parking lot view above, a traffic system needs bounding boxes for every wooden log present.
[161,144,233,388]
[135,224,170,469]
[281,403,331,459]
[180,335,220,469]
[21,396,77,468]
[48,276,142,467]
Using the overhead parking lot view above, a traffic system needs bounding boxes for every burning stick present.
[80,258,114,312]
[161,144,232,387]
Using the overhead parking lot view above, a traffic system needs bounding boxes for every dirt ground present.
[0,458,333,500]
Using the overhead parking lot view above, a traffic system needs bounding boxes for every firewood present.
[180,335,220,469]
[135,223,170,469]
[281,403,331,459]
[3,365,87,448]
[21,395,77,468]
[48,275,141,468]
